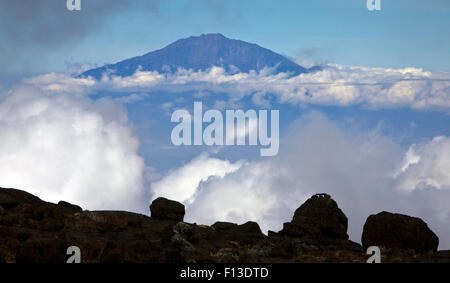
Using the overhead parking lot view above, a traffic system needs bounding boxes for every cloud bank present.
[151,112,450,249]
[31,64,450,111]
[0,84,147,212]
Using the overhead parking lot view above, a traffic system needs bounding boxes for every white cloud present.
[151,152,243,204]
[0,84,148,212]
[77,64,450,111]
[396,136,450,192]
[24,72,95,95]
[24,64,450,111]
[105,69,165,89]
[153,112,450,249]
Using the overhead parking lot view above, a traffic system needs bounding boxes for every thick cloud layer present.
[0,84,147,212]
[35,65,450,111]
[151,112,450,249]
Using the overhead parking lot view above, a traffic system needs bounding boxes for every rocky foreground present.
[0,188,449,263]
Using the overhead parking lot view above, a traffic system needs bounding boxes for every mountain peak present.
[199,33,226,38]
[81,34,308,79]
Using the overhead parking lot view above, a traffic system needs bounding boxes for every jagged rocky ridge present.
[0,188,448,263]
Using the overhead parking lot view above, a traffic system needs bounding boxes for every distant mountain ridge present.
[81,33,310,79]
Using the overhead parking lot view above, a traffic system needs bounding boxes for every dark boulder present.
[235,221,263,235]
[150,197,185,223]
[58,201,82,214]
[280,194,349,240]
[212,222,238,231]
[362,211,439,253]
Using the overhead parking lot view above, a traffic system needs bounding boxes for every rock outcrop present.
[362,211,439,253]
[279,194,348,241]
[150,197,185,223]
[0,188,448,263]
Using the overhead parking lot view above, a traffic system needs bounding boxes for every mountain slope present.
[81,33,308,79]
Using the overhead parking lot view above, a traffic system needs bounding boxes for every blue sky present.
[1,0,449,75]
[68,0,450,72]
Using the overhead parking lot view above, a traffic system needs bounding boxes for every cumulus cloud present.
[396,136,450,192]
[24,73,96,95]
[152,112,450,249]
[151,153,243,204]
[0,84,148,212]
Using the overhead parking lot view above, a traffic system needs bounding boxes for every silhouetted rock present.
[0,188,37,209]
[212,222,238,231]
[362,211,439,253]
[235,222,262,235]
[150,197,185,223]
[0,187,448,263]
[279,194,349,240]
[58,201,82,214]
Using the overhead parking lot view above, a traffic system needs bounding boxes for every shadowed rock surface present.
[279,193,348,241]
[0,188,448,263]
[150,197,185,223]
[362,211,439,253]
